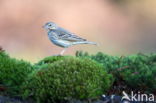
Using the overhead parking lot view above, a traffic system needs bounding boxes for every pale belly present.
[50,39,72,48]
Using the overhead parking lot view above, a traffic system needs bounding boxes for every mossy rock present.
[22,56,112,103]
[0,50,9,58]
[0,51,34,96]
[76,51,156,93]
[37,56,70,65]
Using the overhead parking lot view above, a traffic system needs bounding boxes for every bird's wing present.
[58,27,87,42]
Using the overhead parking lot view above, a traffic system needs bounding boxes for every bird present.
[43,22,97,55]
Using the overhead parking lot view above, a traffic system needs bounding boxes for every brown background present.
[0,0,156,62]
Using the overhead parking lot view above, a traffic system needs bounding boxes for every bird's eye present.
[48,24,52,26]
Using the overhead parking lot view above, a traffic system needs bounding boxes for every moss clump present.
[22,56,112,103]
[37,56,69,65]
[76,51,156,93]
[119,54,156,92]
[0,51,34,96]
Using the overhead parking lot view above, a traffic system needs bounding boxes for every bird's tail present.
[72,41,98,46]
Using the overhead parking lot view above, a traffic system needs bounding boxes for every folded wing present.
[58,27,87,42]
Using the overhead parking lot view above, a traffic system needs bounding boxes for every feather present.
[58,27,86,42]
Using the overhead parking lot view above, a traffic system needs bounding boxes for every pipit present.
[43,22,97,55]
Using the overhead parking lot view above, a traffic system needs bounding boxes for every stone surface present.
[0,96,34,103]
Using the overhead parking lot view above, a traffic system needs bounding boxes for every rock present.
[0,96,21,103]
[68,99,83,103]
[68,98,111,103]
[0,96,34,103]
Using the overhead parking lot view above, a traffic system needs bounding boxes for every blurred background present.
[0,0,156,62]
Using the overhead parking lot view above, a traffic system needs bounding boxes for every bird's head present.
[43,22,58,31]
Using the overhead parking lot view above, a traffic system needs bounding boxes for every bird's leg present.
[60,48,67,55]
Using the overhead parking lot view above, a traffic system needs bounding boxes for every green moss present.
[37,56,70,65]
[76,51,156,93]
[22,56,112,103]
[0,51,34,96]
[119,54,156,92]
[1,49,156,102]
